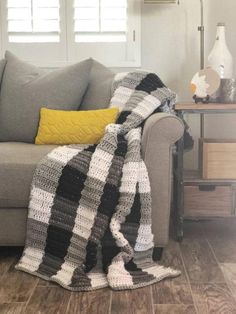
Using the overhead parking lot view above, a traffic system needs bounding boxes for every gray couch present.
[0,52,184,249]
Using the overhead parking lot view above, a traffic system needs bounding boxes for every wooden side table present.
[174,103,236,241]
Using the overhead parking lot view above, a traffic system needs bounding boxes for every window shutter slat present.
[101,8,127,20]
[8,20,32,32]
[8,8,31,20]
[101,20,126,32]
[74,8,99,20]
[34,20,60,32]
[101,0,127,8]
[8,0,31,8]
[74,20,99,32]
[33,0,59,7]
[144,0,176,3]
[33,8,59,20]
[74,0,99,8]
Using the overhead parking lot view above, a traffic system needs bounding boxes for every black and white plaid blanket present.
[16,72,180,291]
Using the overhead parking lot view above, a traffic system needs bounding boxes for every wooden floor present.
[1,219,236,314]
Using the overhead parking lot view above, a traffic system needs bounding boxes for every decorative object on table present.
[212,78,236,103]
[218,78,236,103]
[208,22,235,103]
[208,23,234,79]
[191,68,221,103]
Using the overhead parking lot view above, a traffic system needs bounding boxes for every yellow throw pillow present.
[35,107,119,145]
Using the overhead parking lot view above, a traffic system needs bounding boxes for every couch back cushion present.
[0,51,92,143]
[80,59,115,110]
[0,59,6,87]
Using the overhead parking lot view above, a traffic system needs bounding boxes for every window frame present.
[0,0,141,68]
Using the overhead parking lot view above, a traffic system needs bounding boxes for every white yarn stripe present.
[134,161,153,251]
[112,220,129,248]
[87,272,108,288]
[138,161,151,194]
[133,95,161,119]
[143,265,180,280]
[125,128,141,142]
[28,188,55,223]
[87,148,114,181]
[52,262,77,286]
[119,162,139,194]
[110,86,133,111]
[73,207,94,240]
[17,247,45,272]
[134,224,153,248]
[107,260,133,287]
[47,146,85,165]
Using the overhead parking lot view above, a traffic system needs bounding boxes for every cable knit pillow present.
[35,107,119,145]
[0,51,92,143]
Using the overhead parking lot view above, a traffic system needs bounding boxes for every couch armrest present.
[141,113,184,247]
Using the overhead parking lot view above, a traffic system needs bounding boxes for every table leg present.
[174,115,184,242]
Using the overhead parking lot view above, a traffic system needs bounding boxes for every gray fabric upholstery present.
[0,51,92,143]
[0,208,28,246]
[0,59,6,86]
[80,59,115,110]
[142,113,184,246]
[0,142,57,208]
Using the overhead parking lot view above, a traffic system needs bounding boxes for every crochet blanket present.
[16,72,180,291]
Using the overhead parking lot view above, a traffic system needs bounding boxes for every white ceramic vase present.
[208,22,234,79]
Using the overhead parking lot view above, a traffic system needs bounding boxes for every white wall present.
[141,0,236,169]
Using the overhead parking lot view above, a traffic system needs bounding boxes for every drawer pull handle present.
[199,185,216,192]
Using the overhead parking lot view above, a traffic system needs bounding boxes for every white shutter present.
[0,0,67,65]
[67,0,141,67]
[7,0,60,43]
[74,0,127,43]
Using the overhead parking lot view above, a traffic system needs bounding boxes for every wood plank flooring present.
[1,219,236,314]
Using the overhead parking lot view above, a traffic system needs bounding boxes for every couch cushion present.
[80,59,115,110]
[0,142,57,208]
[0,51,92,143]
[0,59,6,86]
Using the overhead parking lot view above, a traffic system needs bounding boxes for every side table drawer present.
[184,184,235,217]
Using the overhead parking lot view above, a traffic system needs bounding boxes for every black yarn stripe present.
[136,73,165,93]
[85,134,128,273]
[102,245,121,274]
[125,259,156,285]
[116,110,131,124]
[37,146,96,277]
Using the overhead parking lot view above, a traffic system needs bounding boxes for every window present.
[7,0,60,43]
[0,0,141,67]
